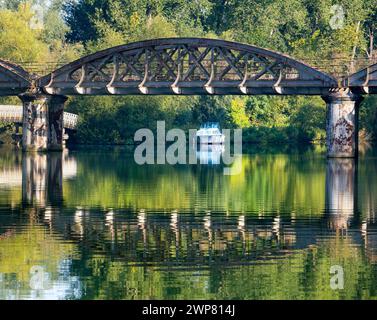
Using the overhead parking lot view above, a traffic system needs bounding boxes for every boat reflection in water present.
[195,144,225,165]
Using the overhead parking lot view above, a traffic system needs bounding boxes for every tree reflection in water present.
[0,146,377,299]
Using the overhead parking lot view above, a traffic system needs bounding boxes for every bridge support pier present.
[323,90,363,158]
[19,94,68,152]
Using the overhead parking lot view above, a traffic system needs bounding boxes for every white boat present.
[196,123,225,144]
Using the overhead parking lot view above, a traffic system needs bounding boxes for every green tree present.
[0,3,48,62]
[64,0,212,44]
[229,97,250,128]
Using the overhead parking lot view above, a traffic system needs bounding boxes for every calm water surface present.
[0,145,377,300]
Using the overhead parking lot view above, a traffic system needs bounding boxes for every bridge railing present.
[0,105,23,123]
[20,62,68,76]
[64,112,79,130]
[299,57,377,79]
[11,56,377,79]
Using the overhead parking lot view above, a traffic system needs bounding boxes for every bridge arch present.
[40,38,337,96]
[0,60,31,96]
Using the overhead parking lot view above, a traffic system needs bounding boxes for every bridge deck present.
[0,105,78,130]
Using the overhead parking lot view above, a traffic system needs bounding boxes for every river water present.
[0,145,377,300]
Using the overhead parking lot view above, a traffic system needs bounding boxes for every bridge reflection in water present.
[0,150,77,207]
[5,151,373,250]
[326,158,356,229]
[1,148,377,299]
[22,153,63,206]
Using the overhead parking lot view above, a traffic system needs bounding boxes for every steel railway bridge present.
[1,38,377,157]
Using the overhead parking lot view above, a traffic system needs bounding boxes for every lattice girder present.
[40,38,337,96]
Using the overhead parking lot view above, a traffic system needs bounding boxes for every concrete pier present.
[19,94,67,152]
[48,95,68,151]
[323,90,363,158]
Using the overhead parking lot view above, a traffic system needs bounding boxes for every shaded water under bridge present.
[1,38,377,156]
